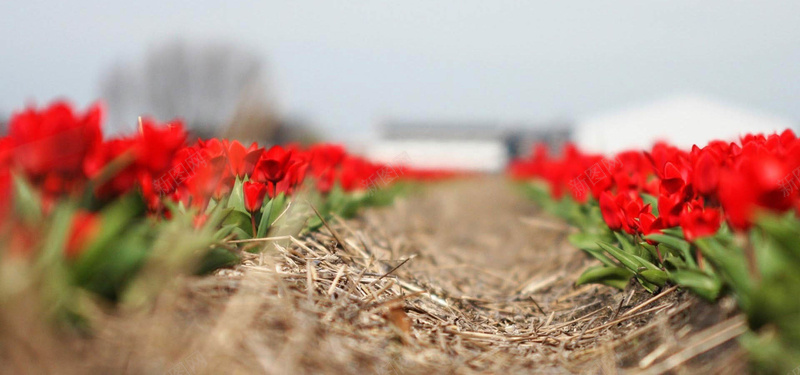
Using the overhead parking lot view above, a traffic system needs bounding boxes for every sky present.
[1,1,799,144]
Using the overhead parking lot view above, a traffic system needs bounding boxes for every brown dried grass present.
[0,177,749,374]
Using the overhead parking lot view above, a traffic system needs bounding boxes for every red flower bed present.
[510,130,800,373]
[510,129,800,242]
[0,101,441,226]
[0,100,453,306]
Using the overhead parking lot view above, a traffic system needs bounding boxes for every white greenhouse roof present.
[574,95,795,154]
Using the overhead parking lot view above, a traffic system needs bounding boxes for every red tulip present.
[679,205,721,242]
[692,148,721,196]
[309,144,346,175]
[198,138,227,169]
[136,118,187,176]
[638,211,665,243]
[273,156,309,198]
[620,193,647,234]
[315,168,336,194]
[657,192,685,228]
[183,160,225,209]
[83,138,139,198]
[225,140,263,178]
[253,145,293,184]
[599,191,623,231]
[213,172,236,201]
[718,144,795,230]
[660,162,689,196]
[243,181,267,213]
[8,101,102,193]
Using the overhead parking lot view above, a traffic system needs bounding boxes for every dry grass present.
[0,177,749,374]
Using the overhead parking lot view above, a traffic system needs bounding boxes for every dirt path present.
[17,177,746,374]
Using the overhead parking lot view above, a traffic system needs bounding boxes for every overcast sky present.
[1,1,798,143]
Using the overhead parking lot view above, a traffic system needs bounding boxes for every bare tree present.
[99,40,277,139]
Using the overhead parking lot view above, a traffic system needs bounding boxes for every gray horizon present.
[1,1,798,144]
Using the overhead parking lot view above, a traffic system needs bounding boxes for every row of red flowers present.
[509,132,800,373]
[509,129,800,242]
[0,101,457,262]
[0,103,372,209]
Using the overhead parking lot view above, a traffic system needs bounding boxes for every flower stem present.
[744,233,760,282]
[696,247,704,270]
[655,245,664,264]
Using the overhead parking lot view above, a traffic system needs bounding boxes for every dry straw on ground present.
[1,178,748,374]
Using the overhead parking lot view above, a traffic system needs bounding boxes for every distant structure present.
[0,113,7,135]
[575,95,796,154]
[99,40,272,137]
[367,121,570,172]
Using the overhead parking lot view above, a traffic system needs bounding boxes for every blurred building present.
[575,95,796,154]
[367,121,570,172]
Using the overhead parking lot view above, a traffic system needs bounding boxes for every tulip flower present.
[225,140,263,179]
[273,157,309,198]
[83,138,139,198]
[638,211,665,242]
[8,101,103,195]
[253,145,293,184]
[692,148,721,196]
[599,191,623,231]
[659,162,689,196]
[243,181,268,236]
[198,138,227,170]
[718,144,795,230]
[135,118,187,176]
[677,204,720,242]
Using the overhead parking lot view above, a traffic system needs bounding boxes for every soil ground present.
[3,177,749,374]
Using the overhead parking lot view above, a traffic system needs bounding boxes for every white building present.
[367,121,570,172]
[574,95,796,154]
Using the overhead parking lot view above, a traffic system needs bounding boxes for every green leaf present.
[12,174,43,224]
[645,233,690,254]
[598,241,643,272]
[569,234,619,267]
[226,177,246,214]
[614,232,637,254]
[576,265,633,290]
[229,227,251,241]
[641,193,658,215]
[635,277,660,293]
[38,203,76,263]
[645,233,695,266]
[256,198,275,238]
[639,269,668,287]
[757,214,800,263]
[222,210,253,238]
[669,269,723,301]
[75,224,150,301]
[214,223,239,241]
[568,232,603,251]
[661,227,684,238]
[268,193,287,226]
[639,242,661,261]
[72,194,144,282]
[663,254,687,270]
[195,247,239,275]
[695,238,752,306]
[630,253,661,271]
